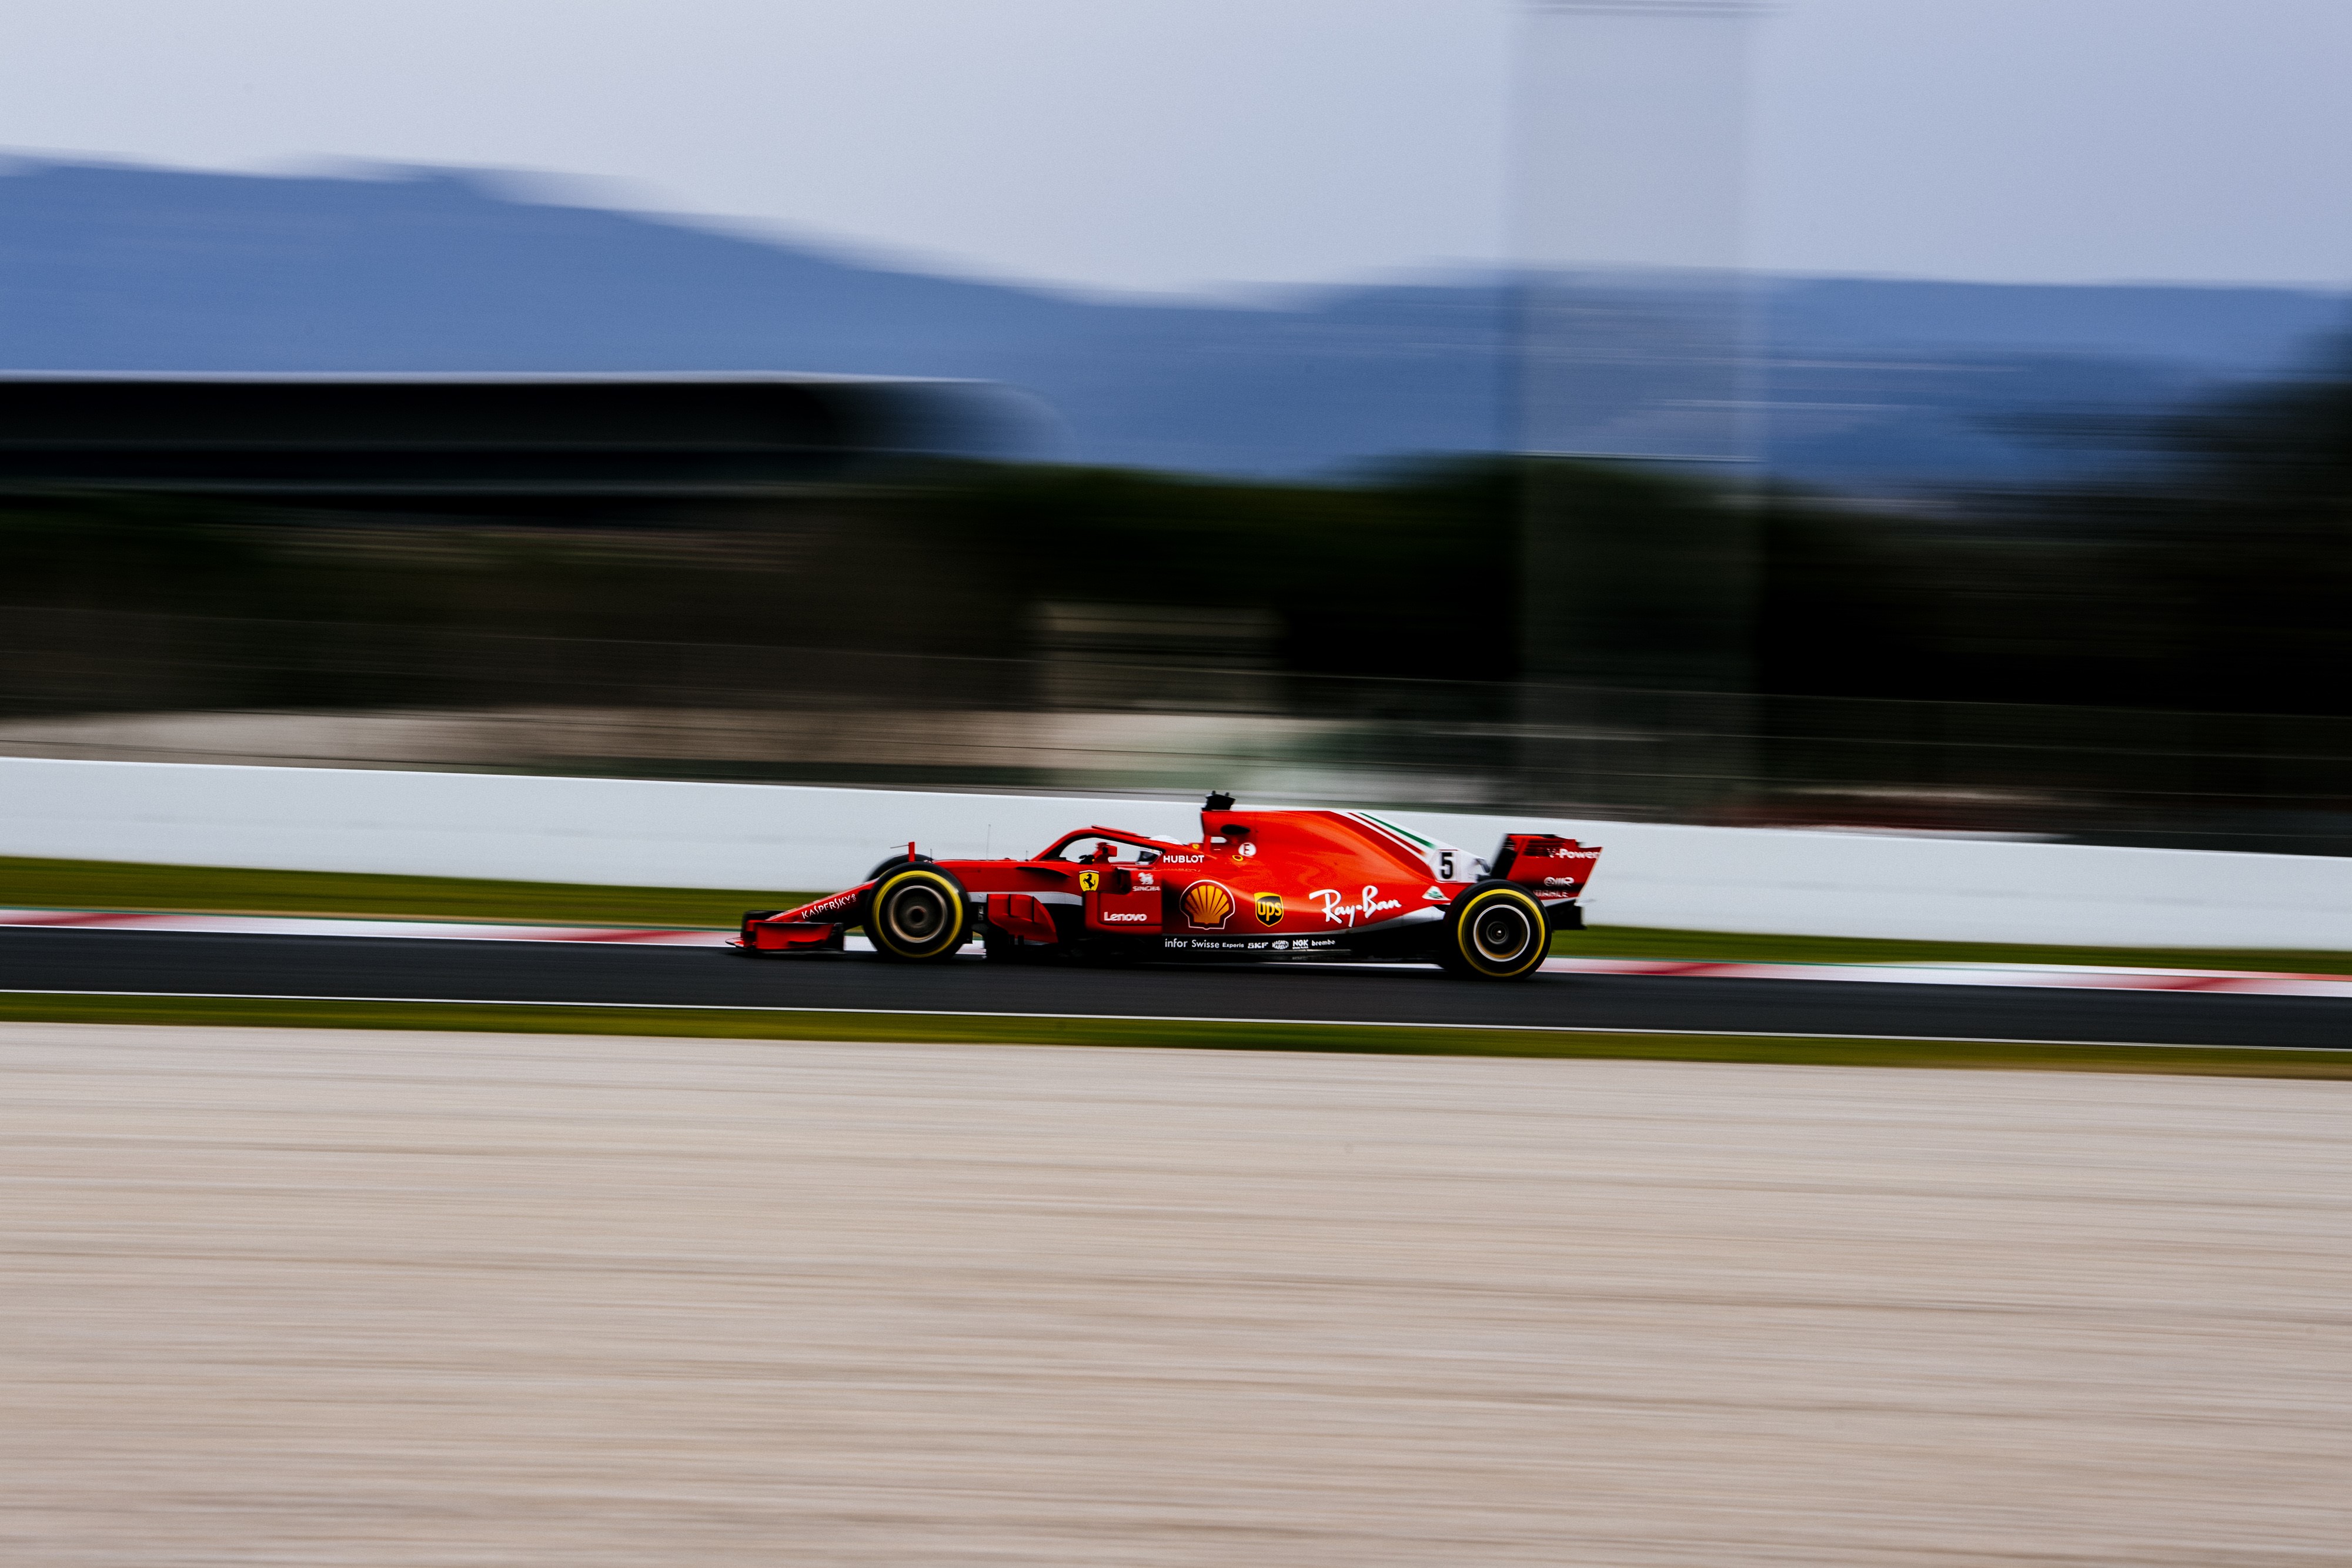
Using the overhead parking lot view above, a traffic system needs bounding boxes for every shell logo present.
[1182,880,1236,930]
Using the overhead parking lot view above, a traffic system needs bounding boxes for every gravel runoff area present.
[2,1025,2346,1567]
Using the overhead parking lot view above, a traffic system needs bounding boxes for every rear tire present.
[1438,882,1549,979]
[864,864,971,962]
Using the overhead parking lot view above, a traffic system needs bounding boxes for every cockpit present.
[1034,827,1183,865]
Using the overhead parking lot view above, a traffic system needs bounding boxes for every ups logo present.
[1181,881,1235,930]
[1254,892,1283,927]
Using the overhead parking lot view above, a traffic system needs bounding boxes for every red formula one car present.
[735,793,1601,980]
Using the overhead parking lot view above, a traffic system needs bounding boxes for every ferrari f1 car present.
[734,793,1601,980]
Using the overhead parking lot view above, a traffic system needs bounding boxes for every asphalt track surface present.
[5,926,2351,1047]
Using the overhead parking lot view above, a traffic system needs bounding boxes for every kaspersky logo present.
[1182,881,1236,930]
[1254,892,1283,927]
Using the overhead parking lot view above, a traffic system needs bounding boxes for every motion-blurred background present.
[5,0,2349,851]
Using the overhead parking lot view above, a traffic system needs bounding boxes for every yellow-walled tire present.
[1438,882,1549,979]
[864,865,970,962]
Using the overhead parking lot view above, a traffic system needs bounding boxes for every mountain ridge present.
[3,160,2343,487]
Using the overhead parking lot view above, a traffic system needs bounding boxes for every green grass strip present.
[2,991,2346,1080]
[7,853,2351,978]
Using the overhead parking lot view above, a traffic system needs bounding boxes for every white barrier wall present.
[3,755,2348,948]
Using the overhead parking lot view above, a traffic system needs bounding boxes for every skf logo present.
[1078,870,1100,892]
[1182,881,1235,930]
[1254,892,1283,927]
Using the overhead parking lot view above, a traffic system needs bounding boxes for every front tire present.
[864,864,970,962]
[1438,882,1549,979]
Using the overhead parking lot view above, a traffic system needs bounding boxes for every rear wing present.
[1493,833,1602,897]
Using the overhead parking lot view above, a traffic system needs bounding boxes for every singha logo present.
[1182,881,1236,930]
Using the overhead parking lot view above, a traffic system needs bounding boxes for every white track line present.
[5,908,2351,998]
[1538,956,2352,1000]
[0,908,727,946]
[2,987,2338,1052]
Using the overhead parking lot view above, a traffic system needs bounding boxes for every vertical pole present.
[1512,0,1759,819]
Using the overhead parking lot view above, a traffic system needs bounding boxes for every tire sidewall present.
[1442,882,1549,979]
[865,865,971,961]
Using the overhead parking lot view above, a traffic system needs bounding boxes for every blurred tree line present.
[1762,352,2352,715]
[2,346,2347,718]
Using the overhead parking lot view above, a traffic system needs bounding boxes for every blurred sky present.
[3,0,2347,296]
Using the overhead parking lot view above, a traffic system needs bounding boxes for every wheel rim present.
[884,882,952,948]
[1470,900,1536,965]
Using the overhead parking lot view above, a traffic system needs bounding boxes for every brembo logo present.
[1182,881,1237,930]
[1311,885,1404,928]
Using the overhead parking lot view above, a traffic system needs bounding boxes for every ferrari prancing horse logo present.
[1078,870,1100,892]
[1254,892,1283,927]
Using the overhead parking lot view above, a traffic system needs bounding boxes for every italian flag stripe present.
[1347,811,1435,854]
